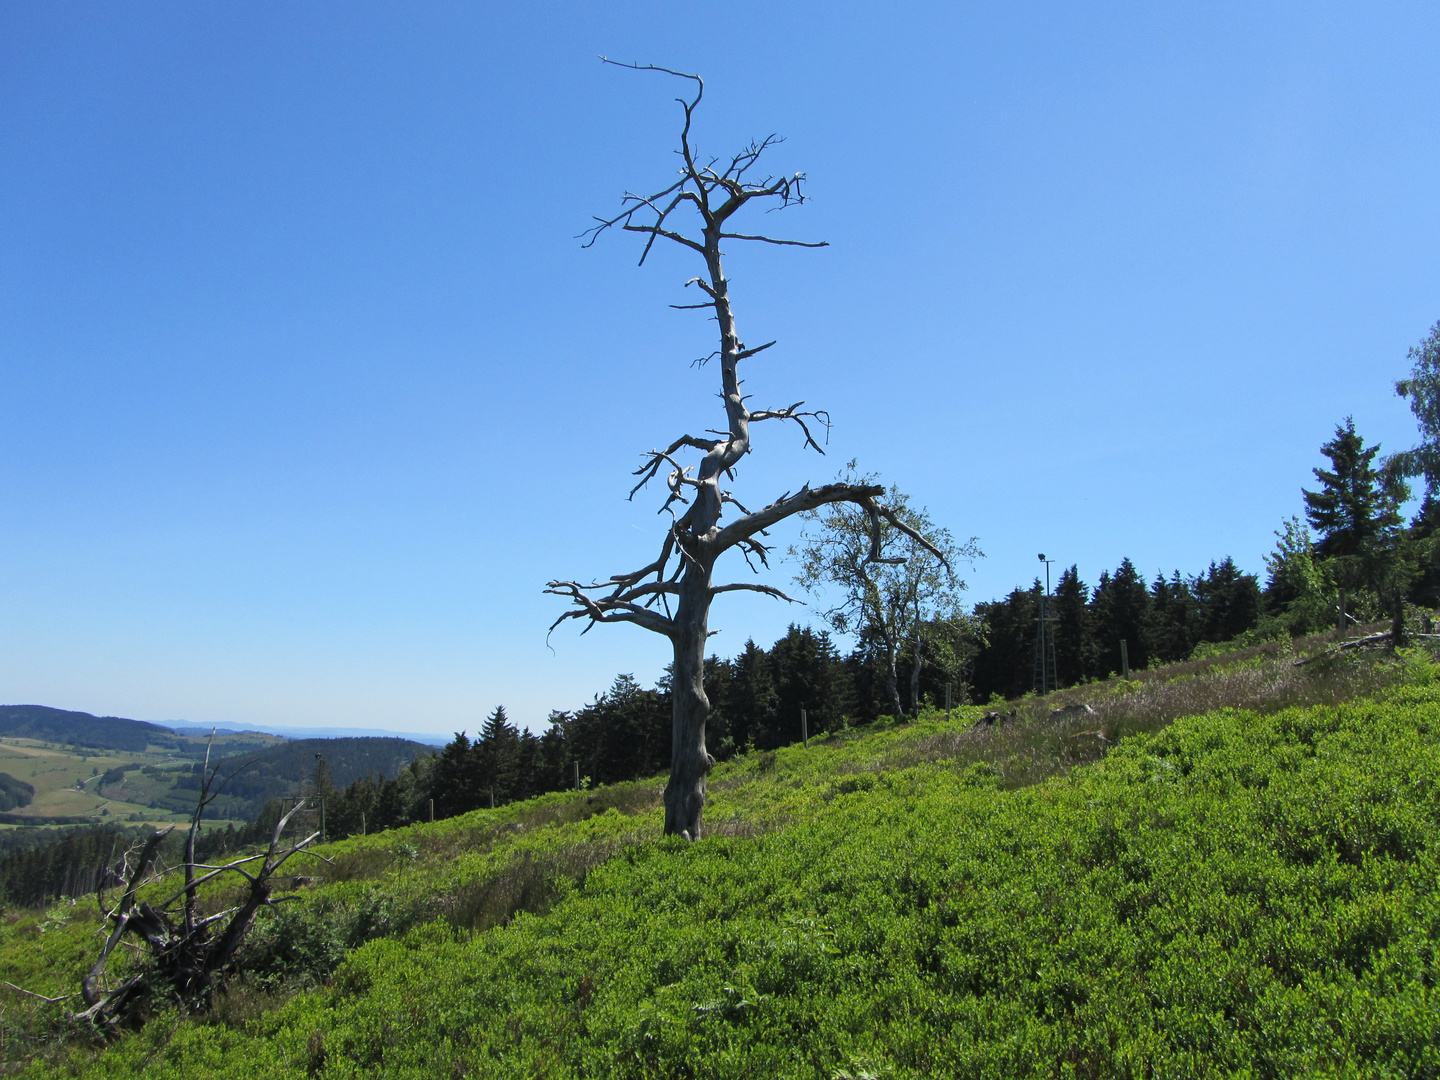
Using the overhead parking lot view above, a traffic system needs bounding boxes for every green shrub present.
[18,678,1440,1078]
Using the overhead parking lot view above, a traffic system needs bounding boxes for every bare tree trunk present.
[665,567,713,838]
[884,635,904,720]
[908,632,923,715]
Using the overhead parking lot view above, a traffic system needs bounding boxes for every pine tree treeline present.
[202,562,1282,852]
[970,557,1263,701]
[194,624,950,855]
[0,825,160,906]
[156,412,1440,870]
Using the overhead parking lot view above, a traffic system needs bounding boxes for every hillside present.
[0,706,180,754]
[4,638,1438,1077]
[156,737,435,820]
[0,734,272,833]
[0,710,432,843]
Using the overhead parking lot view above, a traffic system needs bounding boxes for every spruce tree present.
[1146,571,1197,665]
[428,732,472,818]
[1303,419,1406,576]
[568,676,669,786]
[1406,496,1440,607]
[727,640,777,750]
[477,705,521,805]
[1192,558,1262,645]
[1091,559,1151,674]
[767,625,854,743]
[1052,566,1095,687]
[970,584,1040,701]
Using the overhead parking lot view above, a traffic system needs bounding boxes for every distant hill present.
[0,705,179,753]
[0,705,435,825]
[162,737,435,821]
[166,720,449,746]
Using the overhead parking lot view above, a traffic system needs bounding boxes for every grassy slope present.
[0,726,425,833]
[0,737,269,831]
[0,739,211,828]
[10,646,1440,1078]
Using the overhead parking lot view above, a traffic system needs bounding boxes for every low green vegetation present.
[4,644,1438,1078]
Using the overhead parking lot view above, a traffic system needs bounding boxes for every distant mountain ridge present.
[0,705,439,824]
[165,719,448,746]
[0,705,448,751]
[0,705,180,753]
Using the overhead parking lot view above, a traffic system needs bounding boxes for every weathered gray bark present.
[908,629,924,715]
[548,63,944,838]
[881,621,905,720]
[667,569,712,838]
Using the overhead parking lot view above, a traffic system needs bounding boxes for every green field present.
[0,737,257,831]
[5,644,1439,1078]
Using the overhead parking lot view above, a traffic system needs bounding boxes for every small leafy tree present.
[1263,516,1338,635]
[1391,319,1440,497]
[791,470,979,719]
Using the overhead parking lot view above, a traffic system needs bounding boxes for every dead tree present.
[69,738,323,1029]
[547,62,944,839]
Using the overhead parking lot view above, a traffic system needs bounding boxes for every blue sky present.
[2,2,1438,736]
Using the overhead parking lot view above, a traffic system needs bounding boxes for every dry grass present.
[865,626,1426,789]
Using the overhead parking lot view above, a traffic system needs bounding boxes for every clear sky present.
[3,2,1438,737]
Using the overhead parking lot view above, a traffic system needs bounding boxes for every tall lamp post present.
[1034,553,1058,695]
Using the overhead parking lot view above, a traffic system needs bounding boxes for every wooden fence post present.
[1120,639,1130,679]
[801,708,809,749]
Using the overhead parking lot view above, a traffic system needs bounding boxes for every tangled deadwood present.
[66,738,326,1030]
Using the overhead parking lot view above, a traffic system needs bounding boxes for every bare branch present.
[748,402,831,453]
[598,57,703,95]
[630,436,719,498]
[710,582,801,603]
[713,482,881,551]
[6,982,75,1004]
[622,222,705,258]
[718,232,829,248]
[615,580,681,604]
[545,581,678,638]
[81,826,172,1010]
[871,502,952,573]
[734,341,776,361]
